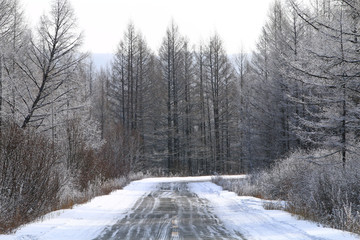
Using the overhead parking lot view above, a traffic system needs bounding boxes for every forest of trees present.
[100,0,359,174]
[105,21,242,175]
[0,0,359,233]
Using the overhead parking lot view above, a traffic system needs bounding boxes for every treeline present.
[99,22,242,175]
[98,0,359,175]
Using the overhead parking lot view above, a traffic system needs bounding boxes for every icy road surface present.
[1,176,359,240]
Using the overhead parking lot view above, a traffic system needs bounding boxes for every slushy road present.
[94,182,245,240]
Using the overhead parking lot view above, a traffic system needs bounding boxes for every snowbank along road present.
[1,176,360,240]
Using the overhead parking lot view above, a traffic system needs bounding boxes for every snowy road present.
[1,177,359,240]
[95,182,244,239]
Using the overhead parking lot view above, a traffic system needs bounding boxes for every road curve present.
[94,182,245,240]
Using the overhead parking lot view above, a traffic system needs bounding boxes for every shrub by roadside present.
[0,124,61,233]
[58,172,148,211]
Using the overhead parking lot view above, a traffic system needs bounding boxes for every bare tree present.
[0,0,20,127]
[14,0,86,129]
[2,0,26,121]
[204,34,234,173]
[159,21,184,173]
[289,0,360,167]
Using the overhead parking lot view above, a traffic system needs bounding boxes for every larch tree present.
[204,34,234,173]
[110,23,155,172]
[2,0,26,122]
[194,43,210,173]
[14,0,86,129]
[0,0,20,127]
[159,21,184,174]
[289,0,360,167]
[182,39,194,174]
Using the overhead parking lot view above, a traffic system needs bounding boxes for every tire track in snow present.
[94,182,245,240]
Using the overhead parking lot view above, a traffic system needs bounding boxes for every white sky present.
[23,0,274,54]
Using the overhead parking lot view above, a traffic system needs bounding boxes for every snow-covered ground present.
[190,181,360,240]
[0,179,157,240]
[1,176,359,240]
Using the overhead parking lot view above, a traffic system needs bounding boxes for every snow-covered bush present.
[212,175,263,198]
[58,172,150,211]
[0,123,61,233]
[278,151,360,233]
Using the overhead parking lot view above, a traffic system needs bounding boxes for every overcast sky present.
[23,0,274,54]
